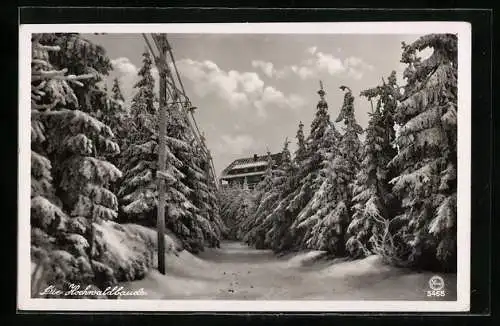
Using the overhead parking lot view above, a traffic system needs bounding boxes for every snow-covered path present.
[122,241,457,301]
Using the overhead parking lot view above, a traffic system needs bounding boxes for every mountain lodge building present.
[219,153,282,189]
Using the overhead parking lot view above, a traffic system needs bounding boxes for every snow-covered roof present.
[221,152,282,176]
[231,161,268,170]
[232,153,281,165]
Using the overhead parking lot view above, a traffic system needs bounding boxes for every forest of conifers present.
[30,32,457,298]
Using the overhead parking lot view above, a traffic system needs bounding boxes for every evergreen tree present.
[39,33,114,125]
[205,171,226,247]
[164,108,226,252]
[239,152,275,248]
[293,123,339,251]
[164,107,207,253]
[219,184,242,233]
[190,144,224,248]
[288,83,340,249]
[40,33,122,283]
[31,34,122,296]
[118,51,222,253]
[294,121,307,162]
[264,139,297,252]
[131,50,156,118]
[108,78,129,141]
[118,50,161,224]
[301,86,362,255]
[220,184,251,241]
[117,52,193,251]
[346,72,400,258]
[264,121,307,251]
[388,34,457,271]
[111,77,125,103]
[102,78,132,177]
[231,184,255,241]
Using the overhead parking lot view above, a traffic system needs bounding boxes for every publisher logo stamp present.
[426,275,446,297]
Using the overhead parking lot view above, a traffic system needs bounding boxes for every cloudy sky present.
[84,33,425,175]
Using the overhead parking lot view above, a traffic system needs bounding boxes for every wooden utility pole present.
[156,34,168,275]
[142,33,219,273]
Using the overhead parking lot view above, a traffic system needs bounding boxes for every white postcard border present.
[18,21,471,312]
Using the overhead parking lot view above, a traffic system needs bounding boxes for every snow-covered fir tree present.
[205,179,226,247]
[130,50,156,117]
[118,50,222,252]
[286,82,337,247]
[39,33,113,118]
[219,184,250,240]
[294,121,307,162]
[117,51,197,251]
[107,78,131,147]
[346,72,400,258]
[227,180,255,241]
[164,107,212,253]
[388,34,457,271]
[293,86,360,254]
[264,139,298,252]
[293,123,339,252]
[118,50,160,223]
[286,83,338,248]
[219,184,239,225]
[239,152,275,249]
[192,144,225,248]
[99,78,133,185]
[40,33,122,287]
[31,34,122,296]
[263,121,307,251]
[111,77,125,102]
[31,34,84,296]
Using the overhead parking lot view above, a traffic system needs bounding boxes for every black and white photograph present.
[18,22,471,312]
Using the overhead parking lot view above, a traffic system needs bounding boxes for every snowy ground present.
[121,241,457,301]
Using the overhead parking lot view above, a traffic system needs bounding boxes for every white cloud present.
[111,57,304,120]
[343,56,374,80]
[306,46,317,55]
[345,56,374,71]
[290,65,314,80]
[346,68,364,80]
[236,71,265,93]
[304,58,315,65]
[274,51,346,80]
[218,134,256,155]
[316,51,346,75]
[275,68,289,80]
[255,86,306,118]
[273,49,375,81]
[177,58,303,118]
[288,94,307,109]
[176,59,254,107]
[344,56,363,67]
[255,86,285,113]
[251,60,275,78]
[111,57,138,75]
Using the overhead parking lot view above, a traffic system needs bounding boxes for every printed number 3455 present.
[427,290,446,297]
